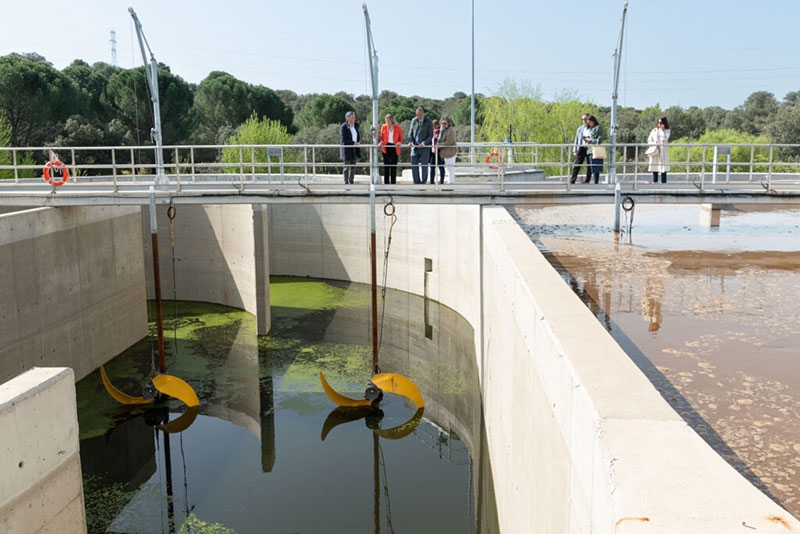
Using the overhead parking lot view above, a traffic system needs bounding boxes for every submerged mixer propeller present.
[318,4,424,425]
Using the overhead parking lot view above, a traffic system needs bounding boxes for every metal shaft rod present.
[149,186,166,374]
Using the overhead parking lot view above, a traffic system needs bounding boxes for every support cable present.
[167,201,179,371]
[377,198,397,359]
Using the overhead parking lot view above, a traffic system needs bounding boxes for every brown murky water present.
[512,203,800,518]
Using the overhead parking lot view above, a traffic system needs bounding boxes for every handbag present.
[645,146,659,157]
[591,145,607,159]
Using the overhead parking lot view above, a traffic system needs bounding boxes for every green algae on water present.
[269,276,370,312]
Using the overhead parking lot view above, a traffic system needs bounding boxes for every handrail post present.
[768,145,774,189]
[174,147,182,192]
[131,148,136,181]
[70,149,76,182]
[12,149,18,182]
[685,145,690,185]
[749,145,754,182]
[251,147,256,182]
[304,146,309,188]
[239,146,244,192]
[499,150,505,192]
[700,145,707,191]
[112,148,118,192]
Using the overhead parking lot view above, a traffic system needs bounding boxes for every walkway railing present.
[1,142,800,193]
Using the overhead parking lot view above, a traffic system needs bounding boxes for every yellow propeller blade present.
[100,366,153,405]
[371,373,425,409]
[373,407,425,440]
[152,374,200,407]
[319,372,372,407]
[158,406,199,434]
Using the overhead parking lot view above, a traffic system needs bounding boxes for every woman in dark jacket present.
[339,111,361,184]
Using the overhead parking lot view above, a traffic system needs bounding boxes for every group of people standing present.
[570,113,671,184]
[339,107,457,185]
[570,114,604,184]
[345,108,672,187]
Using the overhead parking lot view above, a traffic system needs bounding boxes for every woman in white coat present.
[647,117,670,183]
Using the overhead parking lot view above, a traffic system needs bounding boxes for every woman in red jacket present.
[378,114,403,184]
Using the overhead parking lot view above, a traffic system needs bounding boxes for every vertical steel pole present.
[612,2,628,233]
[470,0,476,164]
[149,186,166,374]
[364,5,380,374]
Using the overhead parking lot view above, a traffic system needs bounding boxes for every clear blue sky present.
[4,0,799,110]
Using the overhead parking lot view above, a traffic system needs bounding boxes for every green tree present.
[782,90,800,107]
[659,106,706,140]
[701,106,728,132]
[53,116,108,171]
[631,105,663,143]
[102,64,193,146]
[738,90,778,136]
[62,60,118,126]
[193,72,292,144]
[380,97,417,125]
[450,95,482,132]
[615,106,641,144]
[276,89,303,116]
[191,71,251,144]
[478,79,598,145]
[478,79,547,143]
[249,84,293,131]
[293,94,353,129]
[767,104,800,160]
[0,53,82,146]
[221,112,292,173]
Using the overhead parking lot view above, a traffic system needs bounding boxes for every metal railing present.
[1,142,800,194]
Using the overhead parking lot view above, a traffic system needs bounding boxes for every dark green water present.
[78,276,497,533]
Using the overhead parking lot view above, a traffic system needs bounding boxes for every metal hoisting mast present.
[129,7,167,186]
[363,3,380,373]
[363,4,380,188]
[611,1,629,232]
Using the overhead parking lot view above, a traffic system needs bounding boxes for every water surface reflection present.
[78,278,498,533]
[514,204,800,518]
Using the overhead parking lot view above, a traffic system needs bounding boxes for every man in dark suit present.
[407,108,433,185]
[339,111,361,184]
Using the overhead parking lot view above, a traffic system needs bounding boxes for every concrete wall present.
[0,367,85,534]
[0,206,147,384]
[143,203,270,335]
[268,203,482,333]
[269,203,800,532]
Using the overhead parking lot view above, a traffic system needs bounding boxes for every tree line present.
[1,52,799,176]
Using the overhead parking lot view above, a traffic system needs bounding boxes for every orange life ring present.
[485,151,504,169]
[43,160,69,186]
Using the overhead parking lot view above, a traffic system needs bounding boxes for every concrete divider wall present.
[480,206,800,532]
[268,203,483,335]
[0,206,147,384]
[143,204,270,334]
[269,203,800,532]
[0,367,85,533]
